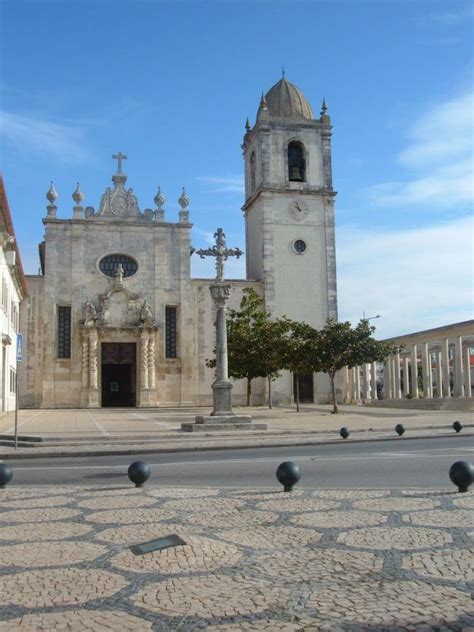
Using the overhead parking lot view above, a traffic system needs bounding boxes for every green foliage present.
[314,318,396,413]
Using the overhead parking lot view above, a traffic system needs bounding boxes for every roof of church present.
[257,77,314,121]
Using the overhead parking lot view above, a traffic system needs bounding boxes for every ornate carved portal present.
[80,293,159,408]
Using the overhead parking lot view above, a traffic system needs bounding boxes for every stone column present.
[89,329,98,390]
[342,366,350,403]
[81,334,89,389]
[393,352,401,399]
[421,342,432,398]
[436,351,443,398]
[441,338,451,397]
[402,356,410,397]
[363,363,371,401]
[354,366,361,402]
[148,332,156,390]
[410,345,418,398]
[371,362,378,400]
[140,331,149,390]
[210,283,233,415]
[453,336,464,397]
[384,359,392,399]
[463,346,472,397]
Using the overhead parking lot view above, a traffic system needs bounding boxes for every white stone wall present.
[0,242,22,412]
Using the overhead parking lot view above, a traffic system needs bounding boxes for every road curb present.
[1,430,472,460]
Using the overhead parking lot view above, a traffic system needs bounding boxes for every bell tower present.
[242,77,338,402]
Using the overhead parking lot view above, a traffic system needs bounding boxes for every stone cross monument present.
[181,228,267,432]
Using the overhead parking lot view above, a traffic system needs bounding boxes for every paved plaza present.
[1,405,472,458]
[0,483,472,630]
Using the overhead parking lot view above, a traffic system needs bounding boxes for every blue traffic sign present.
[16,334,23,362]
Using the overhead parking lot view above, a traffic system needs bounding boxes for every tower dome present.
[257,77,313,121]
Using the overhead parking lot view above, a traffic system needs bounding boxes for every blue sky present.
[1,0,473,338]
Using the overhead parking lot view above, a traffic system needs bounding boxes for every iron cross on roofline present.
[195,228,243,281]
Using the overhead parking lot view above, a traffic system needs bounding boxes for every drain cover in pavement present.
[130,534,186,555]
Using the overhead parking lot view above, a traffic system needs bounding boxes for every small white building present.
[0,175,28,412]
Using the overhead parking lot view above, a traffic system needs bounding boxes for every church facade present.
[19,77,337,409]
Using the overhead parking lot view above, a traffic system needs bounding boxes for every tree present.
[315,318,396,414]
[279,319,318,412]
[207,288,290,406]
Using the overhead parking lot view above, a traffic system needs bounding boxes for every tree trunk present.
[246,377,252,406]
[295,374,300,412]
[268,376,272,409]
[330,372,338,414]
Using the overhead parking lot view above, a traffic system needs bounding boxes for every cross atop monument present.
[112,152,127,174]
[195,228,243,281]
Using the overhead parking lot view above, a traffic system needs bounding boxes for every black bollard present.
[276,461,301,492]
[449,461,474,493]
[339,427,350,440]
[395,423,405,437]
[452,421,463,433]
[127,461,151,488]
[0,463,13,489]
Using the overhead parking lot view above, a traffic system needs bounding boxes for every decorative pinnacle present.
[46,181,58,204]
[245,117,251,131]
[178,187,190,210]
[282,67,285,79]
[72,182,84,205]
[260,92,268,109]
[154,186,165,210]
[320,98,328,116]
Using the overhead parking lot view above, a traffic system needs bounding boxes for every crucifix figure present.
[112,152,127,174]
[195,228,243,281]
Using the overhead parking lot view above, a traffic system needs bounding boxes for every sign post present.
[14,334,22,451]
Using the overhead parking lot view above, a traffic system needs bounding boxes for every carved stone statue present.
[114,264,124,285]
[139,300,155,326]
[83,300,97,327]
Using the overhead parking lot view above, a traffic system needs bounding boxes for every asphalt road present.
[3,435,474,489]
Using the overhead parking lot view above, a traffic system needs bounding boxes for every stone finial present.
[260,93,268,110]
[46,181,58,204]
[154,186,165,210]
[178,187,190,210]
[320,98,328,115]
[46,181,58,217]
[245,117,251,131]
[72,182,84,205]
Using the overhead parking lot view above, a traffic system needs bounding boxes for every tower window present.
[288,141,306,182]
[250,151,256,191]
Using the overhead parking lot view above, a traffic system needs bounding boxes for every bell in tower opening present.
[288,141,306,182]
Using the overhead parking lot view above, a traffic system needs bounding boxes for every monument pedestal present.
[182,415,268,432]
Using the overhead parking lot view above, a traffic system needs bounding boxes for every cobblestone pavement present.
[0,485,472,631]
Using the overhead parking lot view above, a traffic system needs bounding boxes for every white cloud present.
[337,216,473,339]
[0,111,89,161]
[197,175,244,193]
[366,91,473,208]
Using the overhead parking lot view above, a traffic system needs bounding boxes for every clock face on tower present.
[288,199,309,221]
